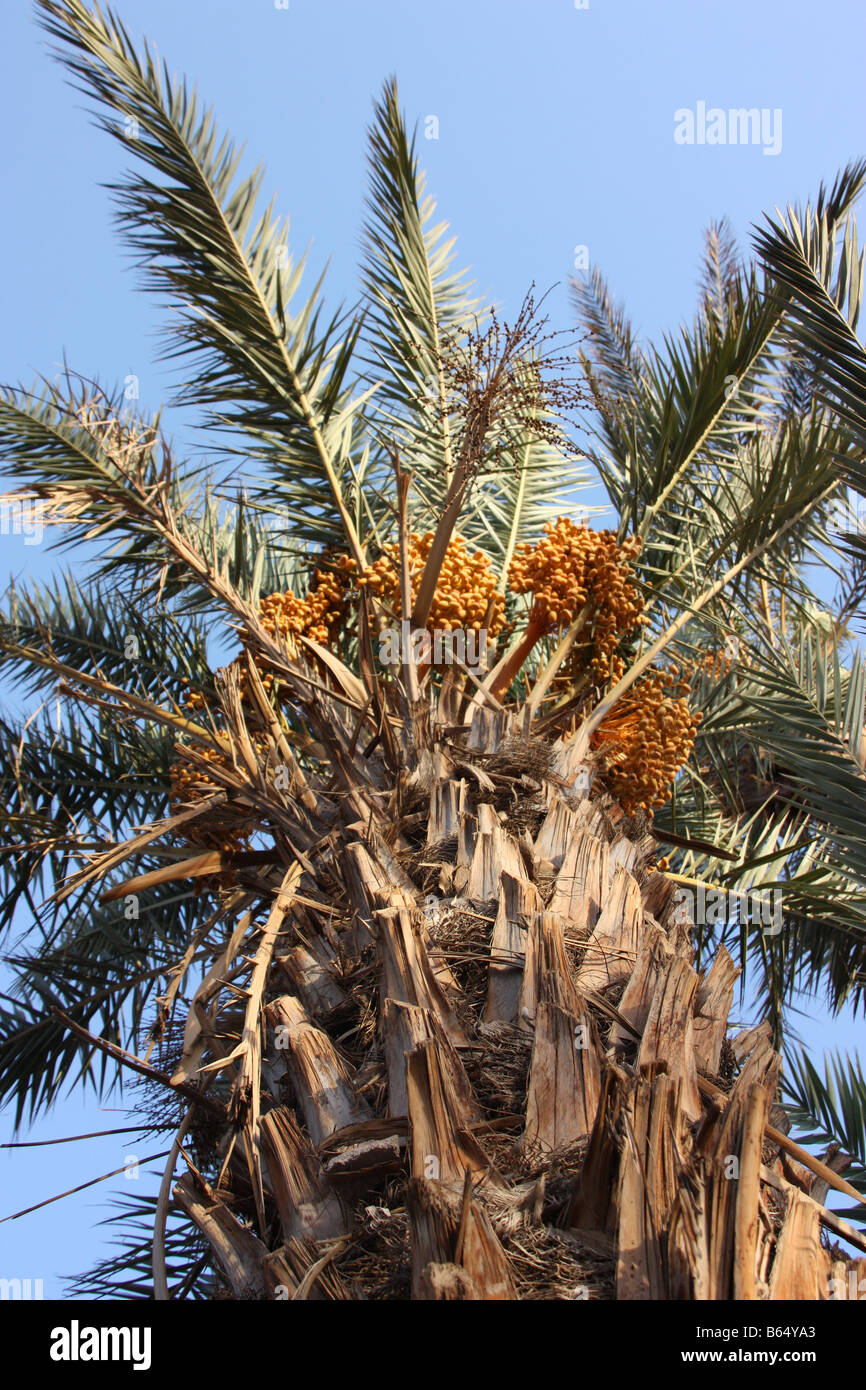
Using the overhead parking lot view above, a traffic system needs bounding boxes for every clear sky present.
[1,0,864,1296]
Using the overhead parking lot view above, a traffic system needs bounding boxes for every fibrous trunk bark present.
[164,691,862,1301]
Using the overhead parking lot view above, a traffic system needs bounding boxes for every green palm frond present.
[661,769,865,1031]
[753,167,866,575]
[753,168,866,456]
[709,622,866,875]
[361,77,481,507]
[579,261,774,544]
[464,432,592,576]
[37,0,368,560]
[0,885,208,1125]
[0,572,210,699]
[0,377,210,595]
[658,613,866,1027]
[781,1046,866,1216]
[578,167,866,614]
[359,83,592,566]
[698,217,743,335]
[0,377,167,534]
[0,380,331,631]
[0,705,178,936]
[572,265,647,421]
[635,411,847,651]
[67,1193,216,1300]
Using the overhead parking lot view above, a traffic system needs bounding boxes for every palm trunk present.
[166,688,865,1301]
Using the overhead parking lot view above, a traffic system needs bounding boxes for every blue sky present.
[1,0,864,1295]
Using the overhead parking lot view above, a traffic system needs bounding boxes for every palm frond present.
[463,431,592,576]
[753,170,866,593]
[579,165,866,616]
[781,1045,866,1216]
[0,884,209,1126]
[709,622,866,878]
[67,1192,216,1300]
[361,77,481,509]
[0,571,210,699]
[0,703,179,936]
[753,166,866,463]
[698,217,743,335]
[572,265,647,412]
[37,0,368,559]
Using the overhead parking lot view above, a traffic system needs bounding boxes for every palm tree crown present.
[0,0,865,1298]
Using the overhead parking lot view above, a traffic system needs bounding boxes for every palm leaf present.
[361,76,481,506]
[781,1045,866,1217]
[37,0,368,560]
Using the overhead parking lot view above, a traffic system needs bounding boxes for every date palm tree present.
[1,0,864,1299]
